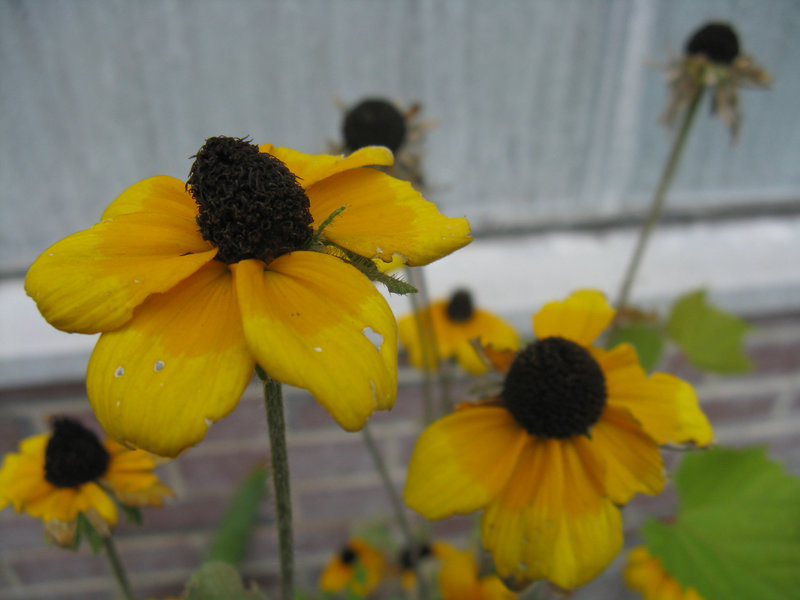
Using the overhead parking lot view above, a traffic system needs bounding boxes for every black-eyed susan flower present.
[319,538,385,596]
[398,289,520,375]
[25,137,471,457]
[404,290,713,590]
[0,417,172,546]
[336,97,431,190]
[436,544,516,600]
[625,547,704,600]
[662,22,770,139]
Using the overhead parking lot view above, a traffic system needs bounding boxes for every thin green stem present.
[405,266,439,424]
[261,373,294,600]
[613,87,705,316]
[361,424,430,599]
[102,535,134,600]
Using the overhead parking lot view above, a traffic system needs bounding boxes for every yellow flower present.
[662,22,770,139]
[404,290,713,590]
[437,545,516,600]
[319,538,385,596]
[25,137,471,457]
[0,417,172,546]
[398,289,520,375]
[625,547,704,600]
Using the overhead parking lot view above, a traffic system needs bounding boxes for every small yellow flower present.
[319,538,385,596]
[437,545,516,600]
[404,290,713,590]
[25,137,471,457]
[662,22,770,139]
[0,418,172,546]
[398,289,520,375]
[625,547,704,600]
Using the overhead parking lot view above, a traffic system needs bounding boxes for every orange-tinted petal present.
[533,290,615,347]
[87,261,255,457]
[307,167,472,266]
[101,176,198,220]
[233,252,397,431]
[25,212,216,334]
[584,406,665,505]
[404,405,528,519]
[399,302,519,375]
[481,438,623,590]
[259,144,393,189]
[597,344,713,446]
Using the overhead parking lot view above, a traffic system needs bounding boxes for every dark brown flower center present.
[685,22,740,65]
[445,289,474,322]
[44,418,110,488]
[399,543,432,570]
[502,337,606,438]
[340,546,357,565]
[343,99,407,153]
[187,136,313,264]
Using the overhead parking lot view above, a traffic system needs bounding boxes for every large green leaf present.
[642,447,800,600]
[666,289,752,373]
[205,464,269,566]
[184,562,268,600]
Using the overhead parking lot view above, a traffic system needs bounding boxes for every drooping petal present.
[259,144,393,189]
[306,167,472,266]
[533,290,615,347]
[404,405,528,519]
[25,483,117,526]
[597,344,713,446]
[101,176,198,220]
[87,261,255,457]
[584,406,665,505]
[0,436,52,512]
[25,212,216,334]
[233,252,397,431]
[481,438,623,590]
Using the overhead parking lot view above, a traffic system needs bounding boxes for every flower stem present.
[261,372,294,600]
[405,266,439,424]
[102,535,134,600]
[361,424,430,599]
[613,86,705,315]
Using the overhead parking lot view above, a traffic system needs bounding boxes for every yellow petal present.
[533,290,615,347]
[481,438,623,590]
[597,344,714,446]
[26,483,117,527]
[438,548,480,600]
[404,405,528,519]
[233,252,397,431]
[399,302,520,375]
[585,407,665,505]
[307,167,472,266]
[25,212,216,334]
[480,575,517,600]
[87,261,255,457]
[101,176,198,220]
[259,144,394,189]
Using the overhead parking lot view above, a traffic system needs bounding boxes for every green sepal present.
[75,512,104,554]
[119,503,143,526]
[307,206,347,249]
[330,244,417,295]
[666,289,752,373]
[184,561,268,600]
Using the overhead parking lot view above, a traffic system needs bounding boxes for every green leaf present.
[607,323,665,371]
[666,289,752,373]
[184,561,268,600]
[75,512,103,554]
[205,465,269,567]
[642,446,800,600]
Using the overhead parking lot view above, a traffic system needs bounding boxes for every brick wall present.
[1,311,799,600]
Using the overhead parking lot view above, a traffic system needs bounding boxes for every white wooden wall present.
[2,0,799,273]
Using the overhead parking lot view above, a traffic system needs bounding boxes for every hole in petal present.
[114,366,124,378]
[154,360,165,372]
[362,327,384,351]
